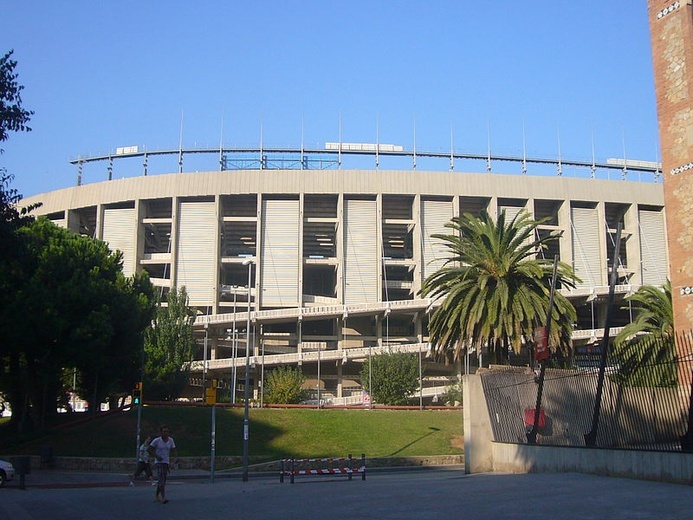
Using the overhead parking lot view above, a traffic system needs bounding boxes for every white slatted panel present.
[421,199,453,280]
[639,208,668,286]
[49,215,67,229]
[102,207,135,276]
[498,205,522,222]
[177,201,216,306]
[344,199,378,304]
[261,199,300,307]
[571,206,602,287]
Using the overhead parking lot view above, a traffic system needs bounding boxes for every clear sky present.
[1,1,659,198]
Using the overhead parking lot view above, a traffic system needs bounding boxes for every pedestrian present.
[130,435,153,485]
[148,425,177,504]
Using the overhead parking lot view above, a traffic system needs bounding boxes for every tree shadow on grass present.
[387,427,440,456]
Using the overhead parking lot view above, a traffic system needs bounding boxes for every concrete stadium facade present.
[21,159,668,405]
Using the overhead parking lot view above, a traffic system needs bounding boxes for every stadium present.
[19,143,667,405]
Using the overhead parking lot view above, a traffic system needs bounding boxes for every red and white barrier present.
[280,454,366,483]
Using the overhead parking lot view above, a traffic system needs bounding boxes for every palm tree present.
[420,209,578,365]
[612,281,676,386]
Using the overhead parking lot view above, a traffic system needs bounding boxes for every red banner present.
[534,327,549,361]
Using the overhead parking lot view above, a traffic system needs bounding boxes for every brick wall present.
[648,0,693,332]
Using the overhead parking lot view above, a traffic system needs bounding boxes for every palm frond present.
[422,209,579,363]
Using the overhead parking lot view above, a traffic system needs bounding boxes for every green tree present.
[2,218,155,430]
[143,287,197,401]
[0,50,36,415]
[73,270,156,410]
[264,366,308,404]
[0,50,33,142]
[421,210,578,365]
[612,281,676,387]
[441,381,463,406]
[360,351,420,405]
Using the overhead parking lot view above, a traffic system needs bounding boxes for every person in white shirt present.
[148,426,177,503]
[130,435,153,485]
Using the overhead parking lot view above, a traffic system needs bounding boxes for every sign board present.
[204,388,217,405]
[533,327,549,361]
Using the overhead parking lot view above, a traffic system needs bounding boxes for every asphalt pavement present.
[1,467,693,519]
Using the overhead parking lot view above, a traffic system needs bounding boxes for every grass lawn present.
[1,406,463,461]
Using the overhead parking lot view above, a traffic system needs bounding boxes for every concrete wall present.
[491,443,693,486]
[463,373,494,473]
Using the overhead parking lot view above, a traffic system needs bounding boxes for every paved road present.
[2,469,693,519]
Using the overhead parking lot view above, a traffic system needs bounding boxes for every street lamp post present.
[202,325,208,401]
[242,258,253,482]
[232,290,237,404]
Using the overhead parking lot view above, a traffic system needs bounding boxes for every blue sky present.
[2,1,658,198]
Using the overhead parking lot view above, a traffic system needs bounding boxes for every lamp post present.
[242,258,254,482]
[231,289,237,404]
[202,325,208,401]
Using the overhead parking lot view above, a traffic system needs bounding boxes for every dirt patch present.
[450,434,464,450]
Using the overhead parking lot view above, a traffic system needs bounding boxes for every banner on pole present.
[534,327,549,361]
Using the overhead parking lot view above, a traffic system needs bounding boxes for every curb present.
[5,463,468,490]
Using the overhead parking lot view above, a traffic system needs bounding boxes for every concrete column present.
[463,373,494,474]
[337,360,343,399]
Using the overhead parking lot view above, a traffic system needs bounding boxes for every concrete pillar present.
[463,373,494,474]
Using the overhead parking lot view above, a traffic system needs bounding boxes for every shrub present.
[360,351,420,405]
[264,366,309,404]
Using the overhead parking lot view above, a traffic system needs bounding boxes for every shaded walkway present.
[1,469,692,519]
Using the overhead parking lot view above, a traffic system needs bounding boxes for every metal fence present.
[481,332,693,452]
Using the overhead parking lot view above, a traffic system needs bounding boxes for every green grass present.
[1,406,463,461]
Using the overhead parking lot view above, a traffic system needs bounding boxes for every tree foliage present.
[360,351,420,405]
[1,219,155,431]
[441,381,463,406]
[0,50,33,143]
[420,210,579,364]
[143,287,197,401]
[0,51,156,432]
[1,49,36,377]
[264,365,308,404]
[612,281,677,387]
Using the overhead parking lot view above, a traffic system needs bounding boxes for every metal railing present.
[481,332,693,452]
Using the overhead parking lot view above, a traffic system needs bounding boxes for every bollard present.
[12,456,30,490]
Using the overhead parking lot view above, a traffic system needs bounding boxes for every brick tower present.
[648,1,693,334]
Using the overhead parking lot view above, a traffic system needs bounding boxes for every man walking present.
[130,435,153,485]
[149,426,177,503]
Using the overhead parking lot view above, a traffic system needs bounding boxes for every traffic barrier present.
[280,454,366,484]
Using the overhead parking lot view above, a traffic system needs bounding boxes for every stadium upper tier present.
[19,150,668,401]
[65,144,662,187]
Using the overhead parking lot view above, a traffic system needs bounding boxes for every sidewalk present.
[5,467,225,489]
[2,468,692,520]
[5,461,465,489]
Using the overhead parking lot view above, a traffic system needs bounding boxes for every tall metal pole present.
[210,404,216,483]
[418,347,423,410]
[232,291,237,404]
[527,255,559,444]
[260,335,265,408]
[368,344,373,409]
[135,340,145,462]
[242,258,253,482]
[202,326,208,401]
[584,223,622,447]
